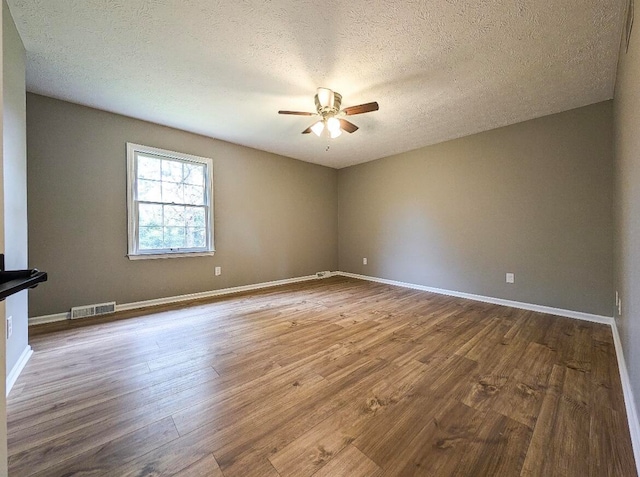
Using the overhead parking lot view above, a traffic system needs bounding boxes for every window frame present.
[126,142,215,260]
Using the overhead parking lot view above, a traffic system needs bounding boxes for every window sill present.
[127,251,216,260]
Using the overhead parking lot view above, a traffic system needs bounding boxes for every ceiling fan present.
[278,88,379,138]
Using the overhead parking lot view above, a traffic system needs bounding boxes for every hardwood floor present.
[8,276,637,476]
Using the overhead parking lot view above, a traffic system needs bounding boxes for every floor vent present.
[316,271,332,278]
[70,302,116,319]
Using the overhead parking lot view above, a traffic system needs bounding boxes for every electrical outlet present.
[363,258,368,265]
[215,266,222,276]
[506,273,515,284]
[618,297,622,316]
[616,291,619,306]
[6,316,12,339]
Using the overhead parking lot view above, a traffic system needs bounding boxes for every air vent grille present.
[70,302,116,320]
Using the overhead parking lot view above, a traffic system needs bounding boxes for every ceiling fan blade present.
[342,102,379,115]
[302,125,313,134]
[339,119,359,133]
[278,110,315,116]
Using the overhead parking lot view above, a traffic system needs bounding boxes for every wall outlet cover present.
[506,273,515,284]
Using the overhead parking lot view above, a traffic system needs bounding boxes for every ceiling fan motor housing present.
[315,88,342,118]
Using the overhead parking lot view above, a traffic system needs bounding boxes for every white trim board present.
[29,274,325,326]
[31,270,611,326]
[611,321,640,474]
[335,272,613,324]
[7,345,32,396]
[117,274,319,312]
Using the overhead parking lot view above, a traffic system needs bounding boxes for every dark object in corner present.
[0,254,47,301]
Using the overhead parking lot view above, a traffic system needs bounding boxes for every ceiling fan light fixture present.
[280,88,378,138]
[311,120,325,136]
[327,117,341,138]
[316,88,334,108]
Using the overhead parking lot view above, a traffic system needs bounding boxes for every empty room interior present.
[1,0,640,476]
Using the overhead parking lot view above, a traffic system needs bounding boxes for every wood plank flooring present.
[8,276,637,476]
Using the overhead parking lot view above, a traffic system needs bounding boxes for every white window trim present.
[126,143,215,259]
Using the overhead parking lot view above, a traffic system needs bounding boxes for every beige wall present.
[27,94,338,316]
[1,0,26,471]
[338,101,614,316]
[0,2,5,473]
[614,22,640,417]
[3,0,26,376]
[28,96,617,318]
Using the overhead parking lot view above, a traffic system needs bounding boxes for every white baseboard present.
[611,321,640,474]
[29,312,69,326]
[7,345,32,396]
[29,270,611,327]
[336,272,613,324]
[29,273,327,326]
[116,274,321,312]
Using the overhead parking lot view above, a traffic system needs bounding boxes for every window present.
[127,143,214,259]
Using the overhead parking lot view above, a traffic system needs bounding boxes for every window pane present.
[184,206,206,227]
[129,143,213,256]
[184,163,204,185]
[163,205,185,226]
[162,160,184,183]
[137,179,162,202]
[139,203,163,226]
[162,181,184,204]
[164,226,186,248]
[184,185,205,205]
[186,227,206,247]
[137,155,161,181]
[139,226,163,250]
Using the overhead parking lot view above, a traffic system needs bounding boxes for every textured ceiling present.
[7,0,627,168]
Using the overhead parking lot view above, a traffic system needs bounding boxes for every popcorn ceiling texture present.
[8,0,626,168]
